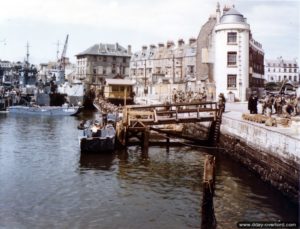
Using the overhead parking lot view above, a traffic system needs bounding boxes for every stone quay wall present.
[184,117,300,203]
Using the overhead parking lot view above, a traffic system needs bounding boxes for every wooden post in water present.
[201,155,216,229]
[142,127,150,154]
[166,133,170,152]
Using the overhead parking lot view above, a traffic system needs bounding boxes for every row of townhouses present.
[264,57,299,83]
[129,38,197,94]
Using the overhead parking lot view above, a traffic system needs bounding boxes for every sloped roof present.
[76,43,131,57]
[105,79,135,86]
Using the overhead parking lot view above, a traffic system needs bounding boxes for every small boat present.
[78,120,116,153]
[8,104,83,116]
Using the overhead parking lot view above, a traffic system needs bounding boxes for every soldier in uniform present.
[218,93,226,112]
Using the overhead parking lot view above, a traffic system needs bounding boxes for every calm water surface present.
[0,112,298,228]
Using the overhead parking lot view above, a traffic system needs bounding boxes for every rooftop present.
[220,7,247,24]
[76,43,131,57]
[105,78,135,86]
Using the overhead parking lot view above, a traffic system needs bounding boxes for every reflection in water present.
[79,152,116,171]
[0,112,298,228]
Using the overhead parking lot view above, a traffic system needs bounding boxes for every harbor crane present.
[59,34,69,71]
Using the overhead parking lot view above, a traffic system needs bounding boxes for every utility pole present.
[172,54,175,83]
[144,59,147,95]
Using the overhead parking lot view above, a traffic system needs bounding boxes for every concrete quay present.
[186,102,300,202]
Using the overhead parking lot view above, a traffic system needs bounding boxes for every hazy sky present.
[0,0,299,64]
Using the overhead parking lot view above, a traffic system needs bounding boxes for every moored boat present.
[8,104,82,116]
[78,121,116,153]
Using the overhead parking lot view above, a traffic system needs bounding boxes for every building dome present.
[220,8,246,23]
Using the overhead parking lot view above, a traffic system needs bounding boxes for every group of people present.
[0,87,23,108]
[95,97,121,113]
[248,93,300,117]
[172,89,208,103]
[262,94,299,117]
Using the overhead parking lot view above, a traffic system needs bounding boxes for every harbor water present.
[0,112,298,228]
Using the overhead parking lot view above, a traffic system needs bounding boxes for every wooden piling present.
[201,155,216,229]
[166,134,170,146]
[142,127,150,153]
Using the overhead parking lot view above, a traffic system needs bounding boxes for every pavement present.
[223,102,300,140]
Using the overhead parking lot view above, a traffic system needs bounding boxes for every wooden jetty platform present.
[116,101,224,148]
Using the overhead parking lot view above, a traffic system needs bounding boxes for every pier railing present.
[122,101,219,127]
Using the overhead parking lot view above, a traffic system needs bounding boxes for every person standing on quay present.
[218,93,226,112]
[248,94,258,114]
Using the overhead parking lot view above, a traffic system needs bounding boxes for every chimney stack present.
[167,40,174,48]
[178,39,185,46]
[127,45,132,55]
[189,38,196,45]
[150,44,156,49]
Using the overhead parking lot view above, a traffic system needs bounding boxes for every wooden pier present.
[116,101,224,148]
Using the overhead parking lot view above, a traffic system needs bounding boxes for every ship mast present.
[26,41,30,68]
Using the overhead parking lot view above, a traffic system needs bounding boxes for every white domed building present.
[214,6,264,102]
[197,4,264,102]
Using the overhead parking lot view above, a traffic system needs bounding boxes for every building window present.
[103,69,106,75]
[103,56,107,62]
[123,57,126,63]
[289,69,292,73]
[289,76,292,80]
[227,52,237,66]
[278,76,281,81]
[294,76,297,81]
[284,68,286,72]
[284,75,287,79]
[93,69,97,75]
[227,74,237,88]
[268,68,270,72]
[227,32,237,44]
[294,69,297,73]
[189,66,194,73]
